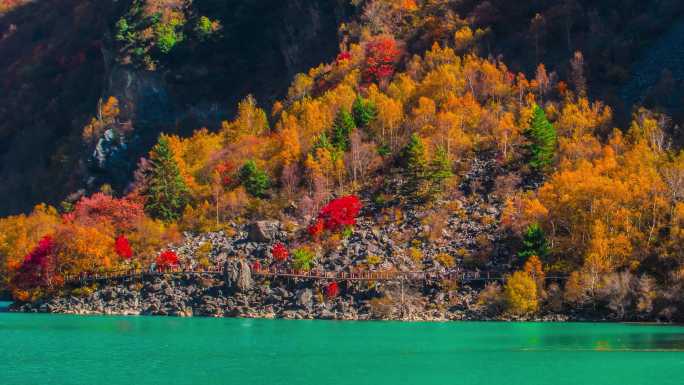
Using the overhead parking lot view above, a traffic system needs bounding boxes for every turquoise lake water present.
[2,305,684,385]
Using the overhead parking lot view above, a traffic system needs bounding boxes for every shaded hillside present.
[0,1,122,215]
[0,0,350,215]
[621,20,684,125]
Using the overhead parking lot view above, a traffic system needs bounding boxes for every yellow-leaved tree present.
[504,271,539,315]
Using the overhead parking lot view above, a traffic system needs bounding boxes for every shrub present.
[71,285,96,298]
[196,242,213,266]
[156,250,179,270]
[292,248,316,271]
[155,22,183,54]
[307,218,324,238]
[369,296,395,319]
[325,281,340,298]
[423,211,448,242]
[476,282,505,316]
[564,271,591,306]
[196,16,220,39]
[367,255,382,266]
[434,253,455,268]
[251,260,262,272]
[409,247,423,265]
[271,243,289,262]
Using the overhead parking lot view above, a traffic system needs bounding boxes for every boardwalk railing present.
[63,264,568,286]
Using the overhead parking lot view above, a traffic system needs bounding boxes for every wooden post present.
[400,277,405,316]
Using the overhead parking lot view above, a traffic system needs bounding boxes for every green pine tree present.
[518,223,550,263]
[403,134,428,196]
[352,96,377,128]
[331,110,356,151]
[143,136,190,221]
[312,132,333,153]
[428,145,453,194]
[525,105,557,170]
[239,160,271,198]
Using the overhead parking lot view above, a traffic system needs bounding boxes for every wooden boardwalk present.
[63,265,567,286]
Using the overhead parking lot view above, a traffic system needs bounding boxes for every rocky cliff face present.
[0,0,350,215]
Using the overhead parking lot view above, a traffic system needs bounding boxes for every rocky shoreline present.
[9,268,580,322]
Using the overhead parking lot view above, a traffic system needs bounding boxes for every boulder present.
[296,288,313,311]
[319,309,336,319]
[224,259,253,292]
[247,221,281,243]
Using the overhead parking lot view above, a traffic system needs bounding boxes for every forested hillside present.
[3,0,684,320]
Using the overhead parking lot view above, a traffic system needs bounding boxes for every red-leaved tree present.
[336,51,352,64]
[156,250,179,271]
[318,195,362,232]
[271,243,289,262]
[114,235,133,260]
[70,193,145,232]
[14,235,56,289]
[364,36,402,84]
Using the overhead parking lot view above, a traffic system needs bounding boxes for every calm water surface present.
[1,302,684,385]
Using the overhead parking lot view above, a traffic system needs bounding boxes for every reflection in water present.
[528,323,684,352]
[595,340,611,351]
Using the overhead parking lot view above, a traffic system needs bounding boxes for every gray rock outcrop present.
[224,259,253,292]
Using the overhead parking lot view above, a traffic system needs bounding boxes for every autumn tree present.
[523,255,546,298]
[221,95,269,143]
[504,271,539,315]
[142,136,191,222]
[363,35,402,85]
[71,193,145,232]
[12,235,57,292]
[82,96,121,146]
[347,130,381,186]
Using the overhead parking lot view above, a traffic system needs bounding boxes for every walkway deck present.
[63,265,566,286]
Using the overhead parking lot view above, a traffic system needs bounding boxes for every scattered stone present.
[247,221,281,243]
